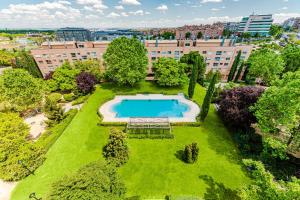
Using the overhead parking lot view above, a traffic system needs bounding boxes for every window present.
[78,44,84,48]
[224,63,229,66]
[91,52,97,57]
[151,57,156,61]
[220,63,223,65]
[242,51,247,54]
[213,63,219,67]
[63,53,67,57]
[82,56,87,60]
[77,53,80,55]
[35,55,41,58]
[202,51,207,54]
[46,60,52,64]
[174,51,180,55]
[38,60,43,64]
[185,43,190,47]
[168,51,172,54]
[216,51,222,55]
[59,60,63,63]
[71,53,76,58]
[215,57,221,61]
[157,51,160,54]
[226,57,231,60]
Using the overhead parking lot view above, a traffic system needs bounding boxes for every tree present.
[43,96,65,127]
[152,57,187,87]
[188,64,198,98]
[227,50,241,82]
[76,72,97,94]
[253,71,300,155]
[185,32,191,39]
[0,50,14,66]
[73,59,102,81]
[103,128,129,167]
[162,32,175,40]
[205,69,221,83]
[239,159,300,200]
[247,49,284,85]
[234,61,245,82]
[200,73,218,121]
[218,86,264,130]
[0,69,44,112]
[180,51,206,86]
[281,44,300,73]
[183,143,199,163]
[197,32,203,39]
[0,113,45,181]
[47,161,126,200]
[269,24,284,39]
[222,29,232,38]
[51,62,80,92]
[15,50,43,78]
[103,37,148,86]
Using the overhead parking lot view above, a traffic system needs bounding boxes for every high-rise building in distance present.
[56,27,92,42]
[238,14,273,36]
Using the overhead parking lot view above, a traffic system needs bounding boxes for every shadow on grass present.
[199,175,241,200]
[174,150,185,162]
[202,109,243,164]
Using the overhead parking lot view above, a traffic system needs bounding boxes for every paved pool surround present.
[99,94,200,122]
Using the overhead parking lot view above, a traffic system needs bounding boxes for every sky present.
[0,0,300,29]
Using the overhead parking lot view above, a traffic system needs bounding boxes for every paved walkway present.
[24,113,47,139]
[0,180,17,200]
[62,102,83,113]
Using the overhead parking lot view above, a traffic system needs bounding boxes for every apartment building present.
[238,14,273,36]
[31,39,252,81]
[56,27,92,42]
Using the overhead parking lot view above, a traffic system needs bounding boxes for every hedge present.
[36,109,78,151]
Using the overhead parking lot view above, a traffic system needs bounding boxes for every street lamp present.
[18,160,34,175]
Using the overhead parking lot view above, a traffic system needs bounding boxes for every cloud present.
[273,13,300,23]
[281,6,288,10]
[76,0,107,10]
[107,12,120,18]
[211,8,220,11]
[119,0,141,5]
[201,0,223,3]
[156,4,168,11]
[115,5,124,10]
[129,10,144,15]
[121,12,128,17]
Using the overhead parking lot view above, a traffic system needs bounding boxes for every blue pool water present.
[112,99,189,118]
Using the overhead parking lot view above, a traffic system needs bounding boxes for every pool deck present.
[99,94,200,122]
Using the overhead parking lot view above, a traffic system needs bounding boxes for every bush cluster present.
[0,112,45,181]
[47,161,126,200]
[183,143,199,164]
[103,128,129,166]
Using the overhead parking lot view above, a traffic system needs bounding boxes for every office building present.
[223,22,240,33]
[282,17,300,30]
[238,14,273,36]
[56,27,92,41]
[31,39,252,81]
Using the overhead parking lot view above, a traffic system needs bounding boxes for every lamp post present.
[29,192,42,200]
[18,160,34,175]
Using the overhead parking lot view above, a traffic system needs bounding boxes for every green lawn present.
[11,82,250,199]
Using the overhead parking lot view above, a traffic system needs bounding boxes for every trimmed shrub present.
[183,143,199,164]
[63,93,75,102]
[47,161,126,200]
[72,94,90,106]
[47,93,62,103]
[103,128,129,166]
[44,96,65,127]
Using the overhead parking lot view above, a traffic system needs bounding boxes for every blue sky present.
[0,0,300,28]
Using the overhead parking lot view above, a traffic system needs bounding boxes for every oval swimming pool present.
[112,99,189,118]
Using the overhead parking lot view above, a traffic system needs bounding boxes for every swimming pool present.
[113,99,189,118]
[99,94,200,122]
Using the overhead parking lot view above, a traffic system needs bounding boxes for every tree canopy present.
[153,57,187,87]
[269,24,284,39]
[47,161,126,200]
[73,59,102,81]
[281,44,300,73]
[253,70,300,154]
[0,50,14,66]
[0,69,44,112]
[15,50,43,78]
[103,37,148,86]
[247,49,284,85]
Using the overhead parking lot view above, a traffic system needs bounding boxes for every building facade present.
[56,27,92,42]
[282,17,300,30]
[175,23,224,40]
[238,14,273,36]
[223,22,240,33]
[31,39,252,81]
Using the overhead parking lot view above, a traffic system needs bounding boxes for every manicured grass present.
[12,82,250,199]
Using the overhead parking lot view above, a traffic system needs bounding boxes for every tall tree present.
[180,51,206,86]
[281,44,300,73]
[0,69,44,112]
[253,70,300,155]
[152,57,187,87]
[185,32,191,39]
[15,50,43,78]
[197,32,203,39]
[269,24,284,39]
[103,37,148,86]
[200,73,217,121]
[188,64,198,98]
[234,61,244,82]
[227,50,241,82]
[247,48,284,85]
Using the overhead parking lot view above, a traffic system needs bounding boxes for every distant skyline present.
[0,0,300,29]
